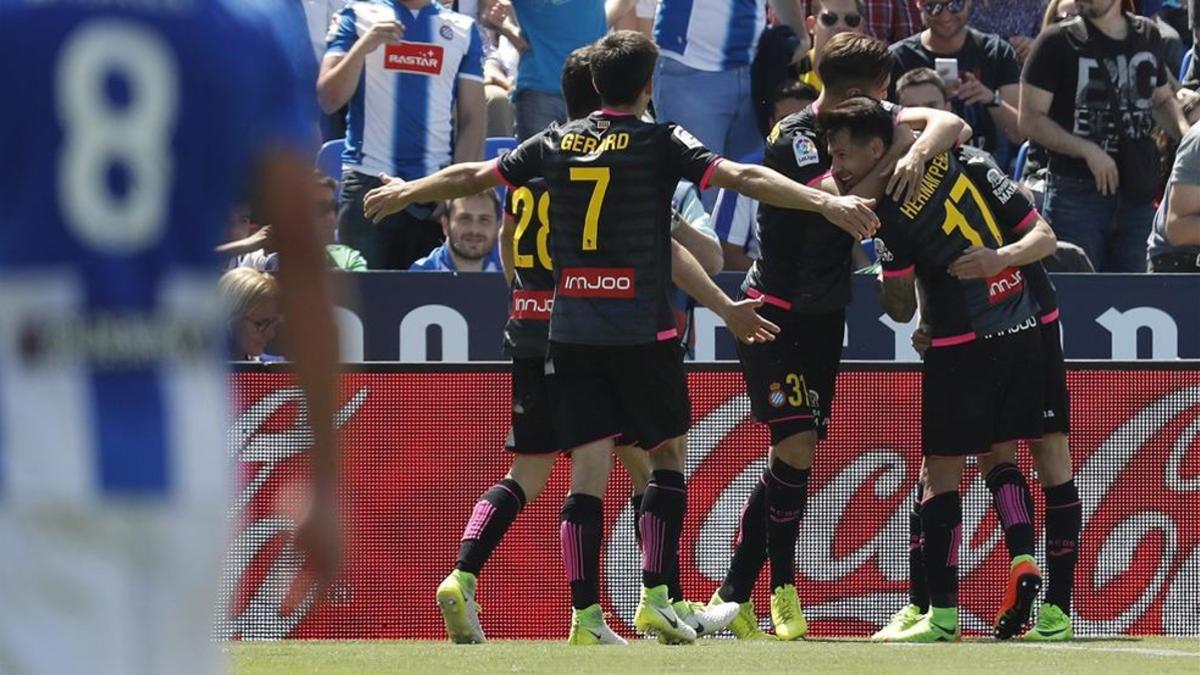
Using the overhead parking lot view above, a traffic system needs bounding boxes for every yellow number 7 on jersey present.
[569,167,610,251]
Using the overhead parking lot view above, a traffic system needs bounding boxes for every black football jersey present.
[496,113,720,346]
[875,146,1040,341]
[503,177,554,358]
[745,100,902,314]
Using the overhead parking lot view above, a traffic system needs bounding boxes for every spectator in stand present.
[319,0,486,270]
[484,0,607,141]
[315,174,370,271]
[751,5,807,137]
[895,66,951,109]
[797,0,869,91]
[484,35,520,137]
[969,0,1047,62]
[863,0,923,44]
[608,0,657,35]
[653,0,808,208]
[1148,119,1200,271]
[715,81,819,271]
[889,0,1024,166]
[410,191,504,271]
[220,268,284,362]
[1021,0,1188,272]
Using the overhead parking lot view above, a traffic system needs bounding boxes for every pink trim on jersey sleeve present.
[1040,308,1061,325]
[806,170,832,187]
[745,287,793,311]
[882,265,915,278]
[699,158,724,191]
[657,328,679,342]
[491,159,516,189]
[1013,209,1039,233]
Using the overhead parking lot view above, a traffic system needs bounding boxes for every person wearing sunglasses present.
[889,0,1025,167]
[796,0,868,92]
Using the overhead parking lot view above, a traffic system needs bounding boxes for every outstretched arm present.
[707,160,880,240]
[671,241,779,344]
[362,161,501,222]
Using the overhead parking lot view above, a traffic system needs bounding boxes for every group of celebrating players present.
[365,29,1083,646]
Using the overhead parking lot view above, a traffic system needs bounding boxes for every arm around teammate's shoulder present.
[706,160,879,241]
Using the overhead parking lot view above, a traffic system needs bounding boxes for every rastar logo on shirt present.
[384,42,444,75]
[558,268,635,299]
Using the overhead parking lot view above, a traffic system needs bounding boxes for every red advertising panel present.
[219,366,1200,640]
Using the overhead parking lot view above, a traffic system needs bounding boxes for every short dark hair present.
[562,45,601,120]
[816,32,894,95]
[816,96,894,147]
[770,81,820,109]
[808,0,866,16]
[895,67,948,98]
[590,30,658,107]
[446,190,501,220]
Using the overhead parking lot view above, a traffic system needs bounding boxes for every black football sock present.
[630,493,644,551]
[921,491,962,610]
[640,470,687,593]
[909,483,929,612]
[1043,479,1081,614]
[455,478,527,575]
[766,459,810,592]
[985,463,1036,559]
[718,469,769,603]
[561,493,604,610]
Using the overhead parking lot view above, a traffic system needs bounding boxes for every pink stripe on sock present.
[648,481,686,494]
[562,521,583,582]
[462,501,496,541]
[948,525,961,568]
[1047,500,1081,510]
[495,483,521,505]
[998,484,1031,527]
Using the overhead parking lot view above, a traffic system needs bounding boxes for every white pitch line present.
[1017,643,1199,658]
[878,642,1198,658]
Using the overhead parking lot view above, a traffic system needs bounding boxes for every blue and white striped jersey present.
[712,187,761,262]
[654,0,767,71]
[0,0,315,503]
[327,1,485,180]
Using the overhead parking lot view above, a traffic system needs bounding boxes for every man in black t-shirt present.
[888,0,1024,163]
[1020,0,1188,272]
[712,31,971,642]
[361,30,880,646]
[817,96,1058,643]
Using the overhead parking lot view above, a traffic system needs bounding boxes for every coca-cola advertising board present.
[219,364,1200,639]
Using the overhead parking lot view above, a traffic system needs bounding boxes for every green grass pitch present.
[230,637,1200,674]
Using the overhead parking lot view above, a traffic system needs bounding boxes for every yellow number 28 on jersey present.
[510,186,552,270]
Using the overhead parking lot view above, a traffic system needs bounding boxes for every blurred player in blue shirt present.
[0,1,342,673]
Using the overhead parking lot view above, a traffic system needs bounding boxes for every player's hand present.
[911,324,932,358]
[1083,144,1119,196]
[361,20,404,53]
[719,296,781,345]
[949,245,1007,279]
[956,72,993,106]
[885,128,923,205]
[363,174,410,223]
[820,195,879,241]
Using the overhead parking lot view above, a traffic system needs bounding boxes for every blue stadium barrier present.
[485,136,518,160]
[1181,48,1194,82]
[1012,140,1030,180]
